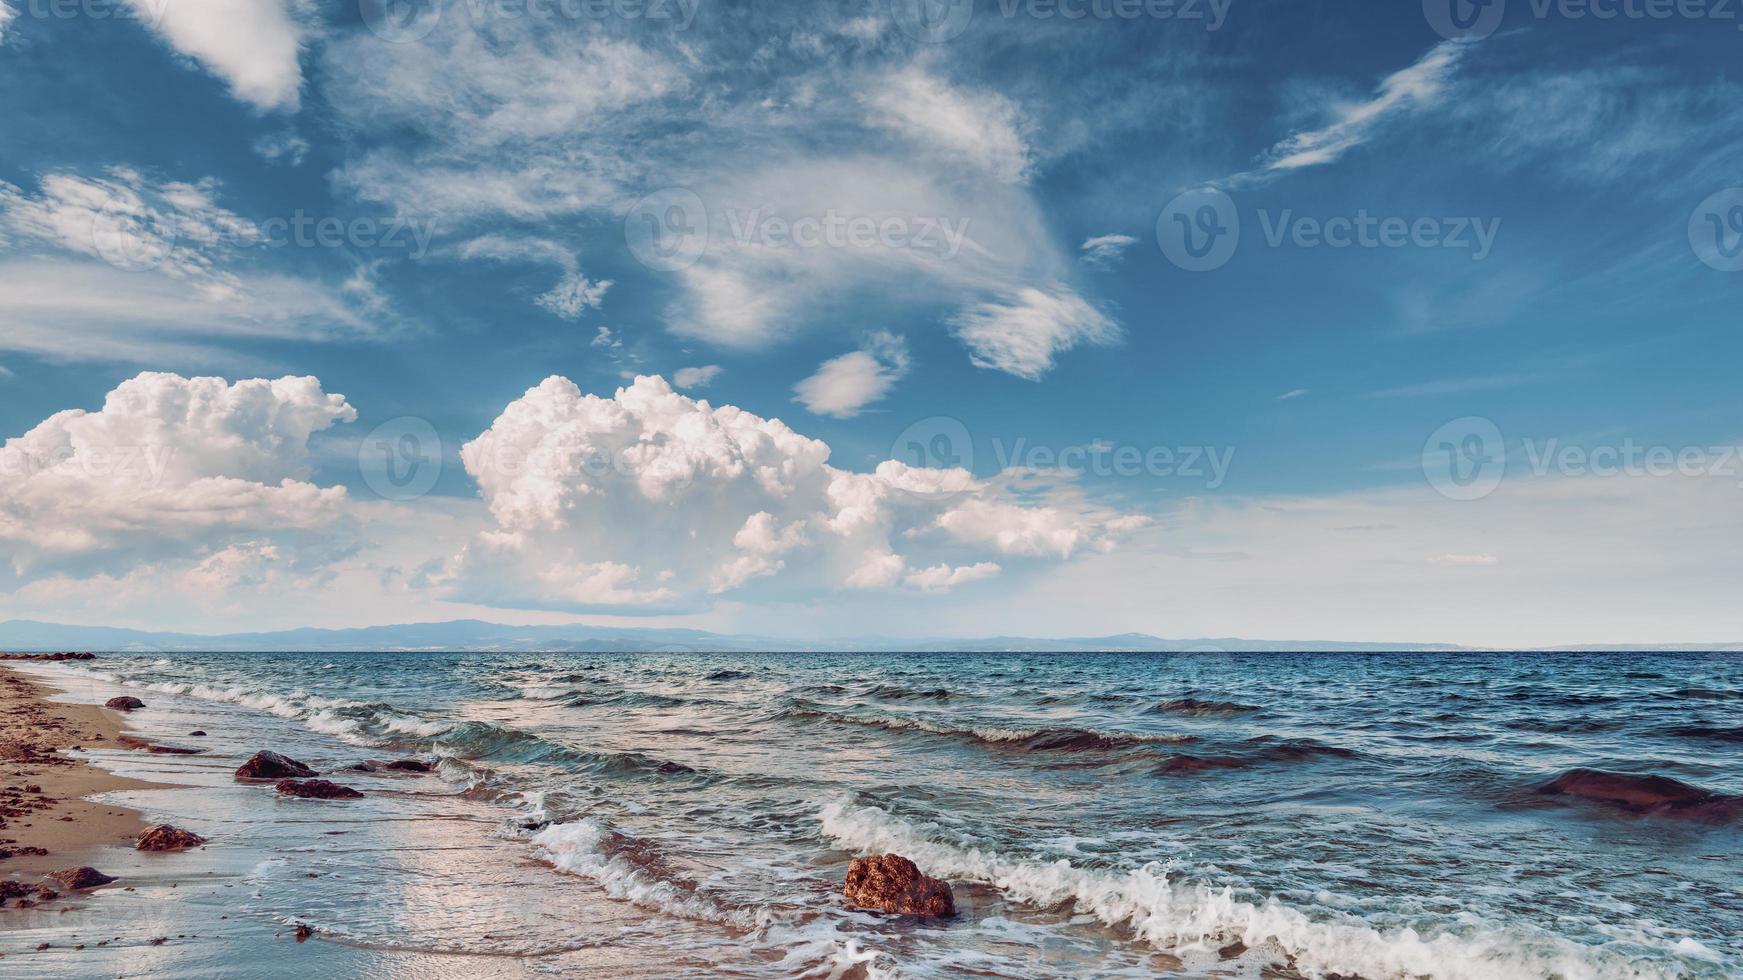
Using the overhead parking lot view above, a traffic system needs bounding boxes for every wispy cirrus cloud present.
[1079,234,1138,269]
[0,169,389,365]
[1229,41,1467,186]
[451,234,612,321]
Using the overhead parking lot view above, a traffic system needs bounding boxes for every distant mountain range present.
[2,619,1735,654]
[0,619,1498,653]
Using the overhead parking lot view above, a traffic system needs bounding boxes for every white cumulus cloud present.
[0,372,358,588]
[119,0,310,112]
[438,375,1142,612]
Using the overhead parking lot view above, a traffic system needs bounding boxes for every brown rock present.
[275,779,363,800]
[295,923,315,942]
[235,751,317,780]
[104,696,145,712]
[383,759,433,773]
[844,854,956,917]
[44,867,116,890]
[136,825,209,852]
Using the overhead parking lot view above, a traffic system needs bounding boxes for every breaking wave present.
[816,798,1703,980]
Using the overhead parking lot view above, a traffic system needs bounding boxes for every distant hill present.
[0,619,1491,653]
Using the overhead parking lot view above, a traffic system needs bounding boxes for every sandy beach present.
[0,658,696,977]
[0,663,156,883]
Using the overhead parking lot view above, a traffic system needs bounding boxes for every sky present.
[1,0,1741,647]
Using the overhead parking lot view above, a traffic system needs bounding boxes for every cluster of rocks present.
[0,653,97,662]
[0,867,112,909]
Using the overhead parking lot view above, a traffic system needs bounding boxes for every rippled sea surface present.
[39,651,1743,978]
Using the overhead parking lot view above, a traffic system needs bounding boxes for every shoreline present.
[0,664,157,888]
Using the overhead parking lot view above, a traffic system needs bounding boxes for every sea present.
[8,650,1740,979]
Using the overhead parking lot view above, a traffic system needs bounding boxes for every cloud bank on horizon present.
[2,2,1741,645]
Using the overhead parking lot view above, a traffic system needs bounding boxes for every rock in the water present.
[188,731,208,737]
[275,779,363,800]
[236,751,317,780]
[136,825,209,852]
[104,696,145,712]
[45,867,116,890]
[1540,768,1739,820]
[384,759,433,773]
[844,854,956,917]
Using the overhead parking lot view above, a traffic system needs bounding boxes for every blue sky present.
[1,0,1741,645]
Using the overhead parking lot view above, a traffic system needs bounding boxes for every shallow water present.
[15,651,1742,978]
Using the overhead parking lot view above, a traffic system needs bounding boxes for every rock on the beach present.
[104,696,145,712]
[1540,768,1739,820]
[844,854,956,917]
[136,825,209,852]
[236,751,317,780]
[275,779,363,800]
[45,867,116,890]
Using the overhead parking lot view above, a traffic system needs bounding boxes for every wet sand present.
[0,665,154,882]
[0,662,690,977]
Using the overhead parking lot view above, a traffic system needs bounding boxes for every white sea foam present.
[36,663,451,748]
[817,798,1695,980]
[530,819,768,932]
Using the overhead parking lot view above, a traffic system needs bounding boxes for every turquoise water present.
[25,651,1743,978]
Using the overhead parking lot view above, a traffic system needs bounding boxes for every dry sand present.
[0,665,156,882]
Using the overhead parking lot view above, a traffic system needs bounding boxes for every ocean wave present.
[1148,698,1260,717]
[1654,724,1743,743]
[433,721,710,781]
[865,684,956,701]
[1667,688,1743,702]
[558,690,689,710]
[816,798,1704,980]
[780,704,1192,755]
[531,819,766,931]
[40,664,455,748]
